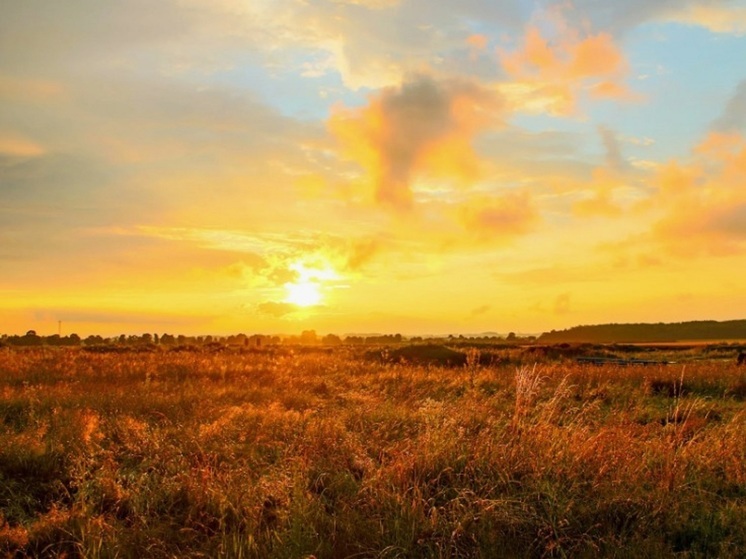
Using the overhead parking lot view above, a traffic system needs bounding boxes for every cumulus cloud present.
[329,74,501,210]
[648,132,746,255]
[498,11,634,115]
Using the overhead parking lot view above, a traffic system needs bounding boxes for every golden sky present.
[2,0,746,336]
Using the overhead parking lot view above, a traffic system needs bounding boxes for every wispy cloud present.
[459,191,538,240]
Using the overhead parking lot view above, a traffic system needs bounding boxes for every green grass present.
[0,345,744,557]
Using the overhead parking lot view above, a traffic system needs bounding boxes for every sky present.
[2,0,746,337]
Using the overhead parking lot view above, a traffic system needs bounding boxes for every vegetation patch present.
[0,346,744,557]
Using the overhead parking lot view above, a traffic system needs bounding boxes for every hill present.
[537,319,746,344]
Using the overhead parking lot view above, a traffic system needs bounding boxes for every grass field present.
[1,344,745,558]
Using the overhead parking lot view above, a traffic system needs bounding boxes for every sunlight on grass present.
[0,345,744,557]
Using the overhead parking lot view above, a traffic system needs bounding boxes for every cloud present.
[466,34,489,60]
[671,3,746,34]
[646,132,746,255]
[470,304,491,317]
[498,11,635,115]
[329,74,501,210]
[712,80,746,133]
[0,135,45,158]
[343,238,382,271]
[598,125,627,172]
[458,191,538,240]
[257,302,297,318]
[570,124,659,218]
[573,170,625,217]
[189,0,523,90]
[568,1,746,36]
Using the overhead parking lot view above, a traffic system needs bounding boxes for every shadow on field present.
[366,344,494,367]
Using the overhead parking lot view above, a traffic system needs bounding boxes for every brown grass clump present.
[0,346,744,557]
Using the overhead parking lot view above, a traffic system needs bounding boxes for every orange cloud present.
[648,132,746,255]
[573,168,624,217]
[329,75,501,211]
[567,33,623,79]
[466,33,488,60]
[458,191,537,240]
[466,34,488,50]
[0,134,45,157]
[499,17,633,115]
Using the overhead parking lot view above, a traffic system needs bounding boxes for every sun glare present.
[285,280,322,307]
[282,260,340,308]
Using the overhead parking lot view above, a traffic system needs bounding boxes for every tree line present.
[538,320,746,344]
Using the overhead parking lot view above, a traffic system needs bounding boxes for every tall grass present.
[0,346,744,557]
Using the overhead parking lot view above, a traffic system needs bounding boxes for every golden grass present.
[0,345,744,558]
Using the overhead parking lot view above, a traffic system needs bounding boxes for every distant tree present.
[506,332,517,342]
[16,330,42,346]
[322,334,342,345]
[160,333,175,345]
[300,330,318,344]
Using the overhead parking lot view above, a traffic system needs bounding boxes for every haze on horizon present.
[2,1,746,337]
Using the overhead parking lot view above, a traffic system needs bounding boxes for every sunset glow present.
[285,281,322,308]
[2,2,746,336]
[283,261,339,308]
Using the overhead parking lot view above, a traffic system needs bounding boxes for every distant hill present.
[538,320,746,344]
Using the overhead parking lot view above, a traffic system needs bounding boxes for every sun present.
[284,280,322,307]
[282,260,340,308]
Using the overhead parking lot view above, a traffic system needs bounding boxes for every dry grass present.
[0,345,744,558]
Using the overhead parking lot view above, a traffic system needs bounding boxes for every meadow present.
[0,343,745,558]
